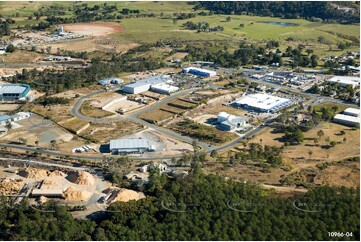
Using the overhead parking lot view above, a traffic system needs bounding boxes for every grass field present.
[110,14,359,47]
[2,1,358,56]
[79,100,115,118]
[246,122,360,162]
[138,108,176,123]
[60,118,89,134]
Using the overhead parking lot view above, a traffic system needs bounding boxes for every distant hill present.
[195,1,360,24]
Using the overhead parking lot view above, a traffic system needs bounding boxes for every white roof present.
[234,93,291,110]
[124,75,170,88]
[151,83,179,92]
[344,108,360,117]
[183,67,217,75]
[333,114,360,123]
[218,112,246,127]
[110,138,150,150]
[327,76,360,87]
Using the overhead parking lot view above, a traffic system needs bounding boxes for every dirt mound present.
[62,22,123,36]
[38,196,49,203]
[109,188,145,203]
[18,168,49,179]
[0,179,24,195]
[66,171,95,186]
[63,187,92,202]
[48,170,67,177]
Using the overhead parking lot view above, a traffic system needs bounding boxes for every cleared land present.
[246,122,360,162]
[62,22,124,36]
[79,100,115,118]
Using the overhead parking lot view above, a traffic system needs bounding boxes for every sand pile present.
[38,196,49,203]
[109,188,145,203]
[18,168,49,179]
[66,171,95,186]
[0,179,24,195]
[48,170,67,177]
[63,187,92,202]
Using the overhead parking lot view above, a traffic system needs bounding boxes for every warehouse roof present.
[327,76,360,87]
[128,75,171,87]
[0,84,29,95]
[0,115,12,122]
[182,67,217,75]
[110,138,150,150]
[233,93,291,110]
[151,83,179,92]
[333,114,360,123]
[344,108,360,117]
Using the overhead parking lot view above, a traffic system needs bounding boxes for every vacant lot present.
[81,121,143,143]
[2,50,44,63]
[79,100,115,118]
[247,122,360,162]
[60,118,90,134]
[63,22,123,36]
[171,119,238,145]
[138,109,175,124]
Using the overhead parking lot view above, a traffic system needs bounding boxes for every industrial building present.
[98,77,123,86]
[343,108,360,117]
[217,112,246,131]
[0,115,12,126]
[32,189,64,198]
[326,76,360,88]
[0,112,33,126]
[122,75,172,94]
[182,67,217,77]
[233,93,292,113]
[0,84,31,101]
[150,83,179,94]
[109,138,154,154]
[333,114,360,127]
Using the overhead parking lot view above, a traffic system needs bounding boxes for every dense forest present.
[0,169,359,240]
[195,1,360,24]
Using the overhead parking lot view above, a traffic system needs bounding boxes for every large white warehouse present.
[150,83,179,94]
[182,67,217,77]
[326,76,360,88]
[343,108,360,117]
[333,114,360,127]
[109,138,154,154]
[122,75,173,94]
[233,93,292,113]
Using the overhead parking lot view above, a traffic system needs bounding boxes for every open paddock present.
[138,109,175,123]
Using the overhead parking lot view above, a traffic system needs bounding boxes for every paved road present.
[0,157,87,170]
[70,87,212,150]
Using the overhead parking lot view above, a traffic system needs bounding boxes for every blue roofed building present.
[0,84,31,101]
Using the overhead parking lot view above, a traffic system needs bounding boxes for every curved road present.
[70,87,212,150]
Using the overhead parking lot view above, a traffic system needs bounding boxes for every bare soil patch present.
[62,22,124,36]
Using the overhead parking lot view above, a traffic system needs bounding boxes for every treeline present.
[36,96,70,106]
[0,19,12,37]
[195,1,360,24]
[227,143,283,167]
[183,21,224,32]
[0,170,359,240]
[3,44,165,94]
